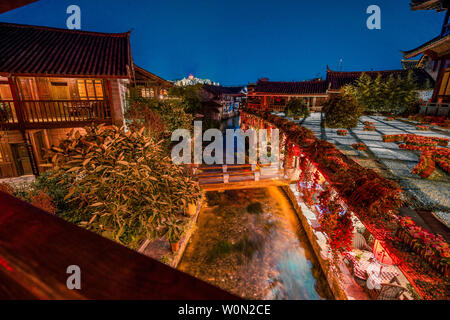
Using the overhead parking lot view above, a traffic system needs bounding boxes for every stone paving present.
[278,112,450,228]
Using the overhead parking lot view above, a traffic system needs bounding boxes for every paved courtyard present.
[277,112,450,228]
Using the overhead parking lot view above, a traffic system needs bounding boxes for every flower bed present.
[386,117,395,121]
[351,142,367,151]
[408,114,450,129]
[396,217,450,278]
[363,121,375,126]
[416,125,430,131]
[337,129,348,136]
[412,152,435,178]
[435,148,450,174]
[245,110,403,225]
[382,134,450,177]
[243,110,450,299]
[364,125,375,131]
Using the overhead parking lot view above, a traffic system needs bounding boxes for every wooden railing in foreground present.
[0,191,238,300]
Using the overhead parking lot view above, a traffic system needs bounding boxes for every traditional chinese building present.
[202,84,245,120]
[246,79,329,112]
[325,67,435,102]
[0,22,133,178]
[131,64,173,99]
[403,0,450,106]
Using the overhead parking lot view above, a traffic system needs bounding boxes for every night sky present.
[0,0,445,85]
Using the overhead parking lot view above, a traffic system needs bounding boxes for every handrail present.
[0,99,112,128]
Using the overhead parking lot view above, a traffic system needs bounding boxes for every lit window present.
[77,80,104,100]
[141,88,154,98]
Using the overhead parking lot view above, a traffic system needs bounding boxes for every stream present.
[178,115,333,300]
[178,187,333,300]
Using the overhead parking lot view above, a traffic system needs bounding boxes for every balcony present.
[0,99,112,130]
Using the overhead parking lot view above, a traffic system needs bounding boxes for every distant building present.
[131,64,173,99]
[246,78,328,112]
[0,22,132,178]
[202,85,245,120]
[174,74,219,87]
[403,0,450,106]
[325,67,435,103]
[245,66,435,113]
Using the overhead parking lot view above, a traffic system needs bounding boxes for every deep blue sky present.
[0,0,445,85]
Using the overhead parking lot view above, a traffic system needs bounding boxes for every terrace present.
[244,110,449,300]
[298,113,450,228]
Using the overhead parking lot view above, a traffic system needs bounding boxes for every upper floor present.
[0,22,133,130]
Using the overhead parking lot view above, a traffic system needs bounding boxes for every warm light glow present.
[373,239,394,265]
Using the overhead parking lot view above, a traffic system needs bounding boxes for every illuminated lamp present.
[292,145,302,157]
[373,239,395,265]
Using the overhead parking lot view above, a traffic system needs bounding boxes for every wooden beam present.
[0,0,38,14]
[0,191,239,300]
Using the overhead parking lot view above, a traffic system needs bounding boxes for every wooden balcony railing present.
[0,191,238,299]
[0,100,19,126]
[0,99,112,130]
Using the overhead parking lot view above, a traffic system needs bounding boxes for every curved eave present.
[402,34,450,59]
[411,0,447,11]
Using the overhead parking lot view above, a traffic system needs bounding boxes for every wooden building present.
[0,22,133,178]
[403,0,450,106]
[246,79,328,112]
[131,64,173,99]
[0,0,38,14]
[202,85,245,120]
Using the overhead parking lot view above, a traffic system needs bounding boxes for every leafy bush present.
[168,84,205,115]
[47,125,201,249]
[284,98,310,118]
[125,95,193,141]
[322,91,364,128]
[351,71,423,115]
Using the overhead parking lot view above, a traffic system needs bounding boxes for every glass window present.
[141,88,154,98]
[0,84,12,100]
[77,79,104,100]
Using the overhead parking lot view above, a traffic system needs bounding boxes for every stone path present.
[279,112,450,230]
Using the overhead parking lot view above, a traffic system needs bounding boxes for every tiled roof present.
[133,64,173,87]
[410,0,448,11]
[253,79,328,95]
[0,0,38,14]
[402,34,450,59]
[203,84,244,95]
[326,68,435,90]
[0,22,132,78]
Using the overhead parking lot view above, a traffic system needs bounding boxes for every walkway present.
[282,112,450,235]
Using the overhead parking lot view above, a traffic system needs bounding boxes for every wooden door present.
[10,143,33,176]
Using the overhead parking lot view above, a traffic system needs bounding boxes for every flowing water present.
[178,115,333,299]
[178,187,334,300]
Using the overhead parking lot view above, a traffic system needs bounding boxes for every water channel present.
[178,115,334,300]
